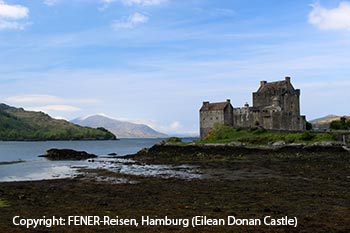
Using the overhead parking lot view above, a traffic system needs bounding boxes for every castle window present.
[216,117,219,120]
[210,117,213,120]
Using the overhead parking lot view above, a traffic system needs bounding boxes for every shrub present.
[306,121,313,130]
[300,132,315,141]
[166,137,182,143]
[252,128,267,134]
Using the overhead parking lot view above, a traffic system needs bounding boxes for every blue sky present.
[1,0,350,135]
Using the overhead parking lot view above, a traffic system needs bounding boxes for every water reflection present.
[0,161,80,182]
[0,139,200,182]
[89,158,202,179]
[0,157,202,182]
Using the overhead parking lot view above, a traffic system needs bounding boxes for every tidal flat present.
[0,144,349,232]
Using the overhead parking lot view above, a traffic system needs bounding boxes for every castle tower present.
[199,99,233,139]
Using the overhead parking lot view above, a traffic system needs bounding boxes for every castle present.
[200,77,306,139]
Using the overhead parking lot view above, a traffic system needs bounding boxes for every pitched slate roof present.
[200,101,230,111]
[257,80,294,93]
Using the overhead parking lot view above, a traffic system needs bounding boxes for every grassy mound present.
[202,124,336,145]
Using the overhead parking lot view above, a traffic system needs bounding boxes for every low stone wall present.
[332,132,350,144]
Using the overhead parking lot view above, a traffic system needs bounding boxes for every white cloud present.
[5,94,99,105]
[6,94,62,104]
[121,0,167,6]
[101,0,116,3]
[112,12,148,29]
[0,1,29,30]
[53,116,68,120]
[43,0,59,6]
[0,20,28,30]
[170,121,182,130]
[126,119,185,134]
[309,1,350,30]
[0,1,28,19]
[28,105,81,112]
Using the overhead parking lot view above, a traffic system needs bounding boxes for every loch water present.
[0,138,200,182]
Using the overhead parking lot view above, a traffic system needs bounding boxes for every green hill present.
[310,115,350,130]
[0,103,116,141]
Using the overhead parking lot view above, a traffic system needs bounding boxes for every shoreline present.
[0,142,349,232]
[0,160,25,166]
[125,141,350,164]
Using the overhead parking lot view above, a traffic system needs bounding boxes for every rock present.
[108,152,117,156]
[310,141,335,147]
[137,148,149,154]
[288,143,306,147]
[271,141,286,147]
[228,141,244,147]
[40,148,97,160]
[156,140,166,146]
[341,146,350,152]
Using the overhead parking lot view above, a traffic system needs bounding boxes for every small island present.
[40,149,98,160]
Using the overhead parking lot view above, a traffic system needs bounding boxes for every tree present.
[330,117,350,130]
[306,121,313,131]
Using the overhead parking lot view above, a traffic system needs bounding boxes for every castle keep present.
[200,77,306,139]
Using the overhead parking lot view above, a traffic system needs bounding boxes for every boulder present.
[40,148,97,160]
[310,141,337,147]
[228,141,244,147]
[271,141,286,147]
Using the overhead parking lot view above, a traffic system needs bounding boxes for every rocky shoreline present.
[126,141,350,164]
[0,142,349,232]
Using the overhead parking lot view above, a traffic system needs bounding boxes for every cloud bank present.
[0,0,29,30]
[309,1,350,30]
[28,105,81,112]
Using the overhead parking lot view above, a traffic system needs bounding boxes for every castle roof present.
[256,77,294,93]
[200,100,231,111]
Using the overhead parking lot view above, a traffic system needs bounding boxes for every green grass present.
[200,124,336,145]
[0,198,9,208]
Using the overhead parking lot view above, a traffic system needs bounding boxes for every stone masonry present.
[200,77,306,139]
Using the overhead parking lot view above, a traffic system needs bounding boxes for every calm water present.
[0,138,200,182]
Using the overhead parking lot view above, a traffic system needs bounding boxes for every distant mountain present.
[0,103,116,141]
[310,115,350,130]
[71,115,168,138]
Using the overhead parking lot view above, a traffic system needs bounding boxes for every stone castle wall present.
[199,77,306,139]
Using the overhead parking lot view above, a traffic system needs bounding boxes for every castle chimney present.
[285,76,291,83]
[203,101,209,106]
[260,80,267,86]
[244,102,249,108]
[226,99,230,103]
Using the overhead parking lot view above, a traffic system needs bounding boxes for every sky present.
[1,0,350,135]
